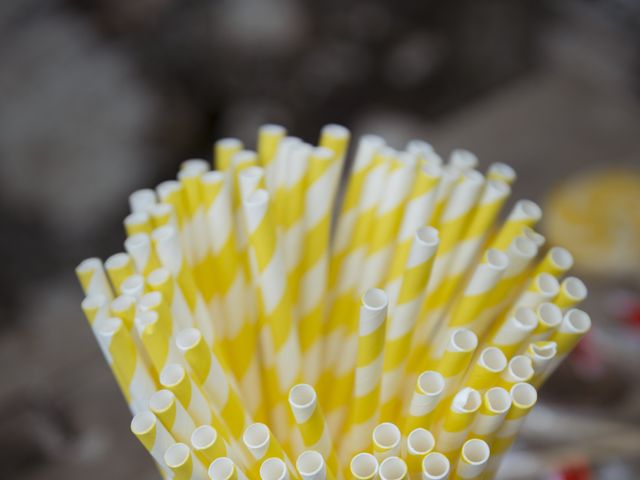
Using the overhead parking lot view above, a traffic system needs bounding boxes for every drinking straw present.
[521,226,545,249]
[483,383,537,477]
[210,457,250,480]
[318,124,350,162]
[105,252,136,296]
[449,150,478,173]
[372,423,402,461]
[131,411,176,478]
[525,342,558,387]
[215,138,244,171]
[405,139,435,162]
[130,188,157,213]
[261,458,291,480]
[429,165,462,228]
[488,200,542,251]
[135,309,181,376]
[544,309,592,379]
[242,423,296,477]
[149,203,177,229]
[176,328,252,441]
[453,439,490,479]
[461,348,507,393]
[554,277,588,310]
[405,429,435,480]
[121,273,145,299]
[342,289,388,457]
[125,211,153,236]
[257,124,287,182]
[486,163,516,185]
[528,303,563,343]
[531,246,573,279]
[404,371,445,434]
[288,384,338,477]
[510,273,559,312]
[272,139,303,227]
[349,453,379,480]
[499,356,534,389]
[97,317,157,413]
[149,389,197,445]
[361,152,418,291]
[299,147,341,385]
[76,257,114,300]
[469,388,511,441]
[378,456,408,480]
[164,442,208,480]
[243,188,301,436]
[380,227,439,422]
[434,388,481,458]
[157,180,192,263]
[297,450,332,480]
[384,164,442,304]
[484,307,537,358]
[109,295,137,331]
[146,267,195,332]
[422,452,450,480]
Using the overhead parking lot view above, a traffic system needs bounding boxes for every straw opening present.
[564,277,587,300]
[246,189,269,207]
[243,423,270,450]
[322,124,349,138]
[121,274,144,295]
[487,179,511,195]
[209,457,235,480]
[289,384,316,409]
[509,356,534,381]
[105,252,129,269]
[379,457,407,480]
[480,348,507,372]
[99,317,122,336]
[149,390,173,413]
[451,329,478,352]
[176,328,202,351]
[485,387,511,413]
[519,200,542,220]
[415,226,439,247]
[550,247,573,269]
[160,364,185,387]
[486,249,509,270]
[514,307,537,330]
[350,453,378,479]
[147,267,169,285]
[489,162,515,180]
[537,273,559,296]
[566,309,591,333]
[110,295,135,312]
[513,236,537,258]
[81,294,106,310]
[151,225,174,243]
[531,342,557,359]
[461,439,490,465]
[373,423,400,450]
[131,411,155,435]
[407,428,435,455]
[296,451,324,476]
[124,212,149,227]
[164,443,189,468]
[135,310,158,329]
[422,453,449,479]
[453,388,481,412]
[537,303,562,328]
[192,425,218,450]
[511,383,537,408]
[77,257,102,272]
[139,291,161,310]
[201,170,225,184]
[362,288,388,311]
[418,371,445,396]
[260,458,287,480]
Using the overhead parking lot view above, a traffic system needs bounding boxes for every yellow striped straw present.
[210,457,250,480]
[433,387,481,458]
[257,124,287,179]
[135,309,181,377]
[191,425,228,467]
[342,289,389,459]
[243,188,301,436]
[554,277,587,310]
[164,442,208,480]
[422,452,450,480]
[149,202,177,230]
[131,411,176,478]
[372,422,401,462]
[296,450,333,480]
[378,456,408,480]
[242,423,297,477]
[498,356,534,390]
[525,341,558,388]
[452,439,490,480]
[404,371,445,435]
[260,457,292,480]
[405,428,435,480]
[461,348,507,393]
[104,252,136,296]
[543,309,591,381]
[469,388,511,442]
[486,162,516,185]
[349,453,379,480]
[510,272,559,312]
[318,123,350,161]
[528,302,563,343]
[176,328,252,442]
[289,384,338,478]
[109,294,137,331]
[124,211,153,236]
[485,307,537,358]
[97,317,157,413]
[129,188,157,215]
[489,200,542,251]
[146,266,195,332]
[149,389,197,445]
[120,273,145,299]
[76,257,114,299]
[531,246,573,279]
[215,138,244,171]
[380,226,439,422]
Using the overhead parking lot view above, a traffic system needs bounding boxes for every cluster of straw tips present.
[76,124,591,480]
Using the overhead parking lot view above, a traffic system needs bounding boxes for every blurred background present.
[1,0,639,478]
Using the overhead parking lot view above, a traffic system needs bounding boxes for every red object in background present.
[622,301,640,329]
[558,462,591,480]
[571,332,604,378]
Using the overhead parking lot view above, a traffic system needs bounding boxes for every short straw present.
[422,452,450,480]
[453,439,490,479]
[486,162,516,185]
[405,429,435,480]
[510,272,559,312]
[164,442,208,480]
[349,453,379,480]
[529,302,563,342]
[525,342,558,387]
[378,456,408,480]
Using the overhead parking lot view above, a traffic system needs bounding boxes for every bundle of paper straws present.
[76,124,591,480]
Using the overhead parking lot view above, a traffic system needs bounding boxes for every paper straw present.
[126,231,161,277]
[319,124,350,161]
[121,273,145,299]
[405,429,435,480]
[124,211,153,236]
[242,423,296,476]
[461,348,507,393]
[297,450,330,480]
[81,293,109,329]
[372,422,401,461]
[469,388,511,441]
[272,139,303,226]
[486,163,516,185]
[176,328,252,441]
[164,442,208,480]
[129,188,157,213]
[109,294,137,331]
[215,138,244,171]
[529,302,563,343]
[404,371,445,434]
[342,289,388,457]
[288,384,338,477]
[485,307,537,358]
[209,457,250,480]
[149,202,177,229]
[157,180,193,263]
[76,258,115,299]
[510,272,559,312]
[378,457,408,480]
[405,139,434,161]
[105,252,136,296]
[532,246,573,279]
[131,411,176,477]
[261,458,291,480]
[97,317,157,413]
[499,356,534,389]
[149,389,197,445]
[349,453,378,480]
[521,226,545,249]
[453,439,489,479]
[434,388,481,457]
[257,124,286,176]
[554,277,588,310]
[191,425,232,469]
[525,341,558,387]
[449,150,478,173]
[544,309,591,379]
[489,200,542,251]
[429,164,461,228]
[135,309,181,376]
[146,266,195,332]
[384,163,442,304]
[422,452,450,480]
